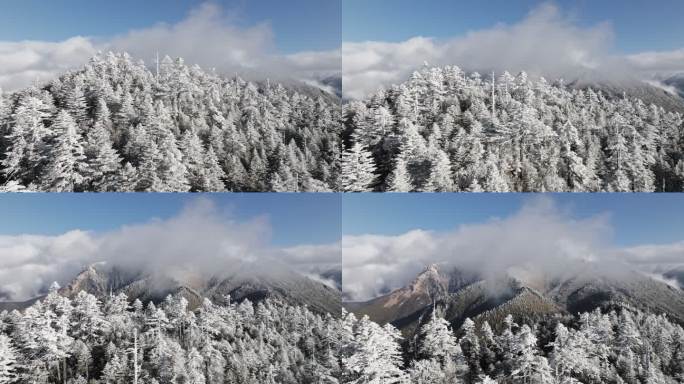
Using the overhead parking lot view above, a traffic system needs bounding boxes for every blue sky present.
[343,0,684,53]
[343,194,684,247]
[0,0,340,53]
[0,194,341,246]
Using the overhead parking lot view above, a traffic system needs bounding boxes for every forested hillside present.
[341,304,684,383]
[0,286,342,383]
[342,66,684,192]
[0,277,682,383]
[0,52,341,192]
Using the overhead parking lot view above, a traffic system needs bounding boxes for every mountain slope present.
[346,264,684,334]
[347,264,449,325]
[203,268,341,315]
[664,266,684,288]
[663,73,684,99]
[0,296,44,313]
[549,270,684,324]
[4,263,342,315]
[568,77,684,113]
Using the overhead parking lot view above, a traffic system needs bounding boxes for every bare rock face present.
[59,264,110,298]
[347,264,450,326]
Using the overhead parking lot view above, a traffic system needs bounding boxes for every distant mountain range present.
[0,263,342,315]
[345,263,684,336]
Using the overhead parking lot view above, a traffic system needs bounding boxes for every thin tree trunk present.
[133,328,139,384]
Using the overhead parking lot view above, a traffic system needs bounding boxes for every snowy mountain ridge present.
[346,263,684,334]
[0,262,342,316]
[341,264,684,383]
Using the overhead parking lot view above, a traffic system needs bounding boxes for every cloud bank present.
[627,49,684,74]
[615,242,684,266]
[0,198,340,301]
[0,2,340,91]
[0,37,97,91]
[342,197,683,302]
[342,2,684,99]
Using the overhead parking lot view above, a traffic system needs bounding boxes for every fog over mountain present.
[662,73,684,99]
[347,261,684,329]
[341,197,684,384]
[0,198,340,302]
[342,197,683,302]
[342,267,684,383]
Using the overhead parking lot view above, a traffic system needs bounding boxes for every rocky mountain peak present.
[406,264,449,298]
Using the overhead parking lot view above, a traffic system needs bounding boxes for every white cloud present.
[615,242,684,266]
[627,49,684,74]
[280,243,341,272]
[343,196,684,302]
[342,229,440,300]
[0,231,96,300]
[286,50,341,70]
[106,3,274,72]
[342,2,684,99]
[0,2,340,91]
[0,37,97,90]
[0,198,340,301]
[343,197,617,301]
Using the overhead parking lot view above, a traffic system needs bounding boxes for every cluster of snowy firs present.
[1,290,682,384]
[0,52,341,192]
[340,305,684,384]
[0,287,342,384]
[341,66,684,192]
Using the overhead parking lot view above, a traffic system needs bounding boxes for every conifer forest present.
[0,53,341,192]
[2,1,684,384]
[342,66,684,192]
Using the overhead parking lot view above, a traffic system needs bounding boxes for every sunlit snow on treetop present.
[0,51,342,192]
[341,64,684,192]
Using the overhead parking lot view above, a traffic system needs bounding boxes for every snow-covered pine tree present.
[0,335,18,383]
[84,120,121,191]
[0,52,341,191]
[341,142,377,192]
[41,110,87,191]
[343,65,684,192]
